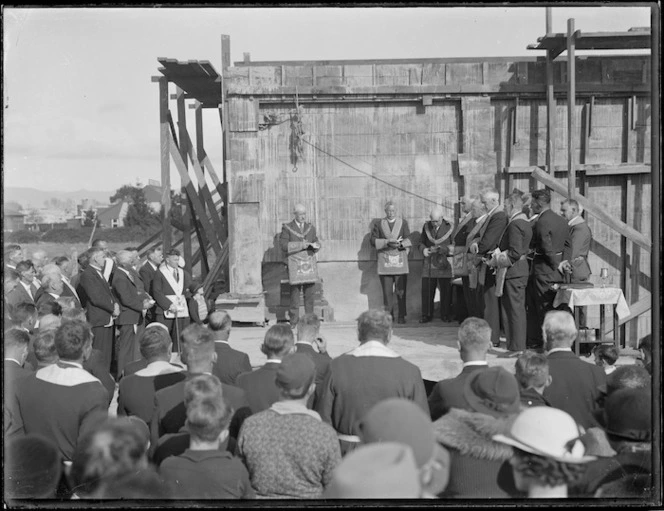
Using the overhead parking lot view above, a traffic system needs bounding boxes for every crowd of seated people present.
[3,242,655,503]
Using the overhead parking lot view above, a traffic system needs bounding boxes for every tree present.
[83,209,96,227]
[110,184,159,229]
[25,208,43,224]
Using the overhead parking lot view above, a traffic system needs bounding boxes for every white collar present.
[529,213,540,222]
[568,215,585,227]
[134,360,184,377]
[4,358,23,366]
[546,347,573,355]
[20,281,33,291]
[7,264,16,270]
[59,360,84,369]
[463,360,489,368]
[214,339,230,345]
[487,204,500,217]
[348,340,400,358]
[48,292,60,299]
[265,359,282,364]
[270,401,321,421]
[148,261,158,270]
[476,213,488,224]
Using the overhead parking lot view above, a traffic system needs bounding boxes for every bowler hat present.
[359,398,450,495]
[493,407,596,464]
[463,366,521,418]
[276,353,315,393]
[602,388,652,442]
[324,443,421,498]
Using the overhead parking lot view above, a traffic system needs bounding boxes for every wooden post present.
[158,77,172,251]
[176,87,192,273]
[195,102,210,278]
[566,18,576,200]
[546,49,556,175]
[545,7,552,34]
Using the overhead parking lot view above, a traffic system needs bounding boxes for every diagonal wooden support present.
[605,296,652,337]
[203,243,229,297]
[531,167,651,252]
[169,131,223,256]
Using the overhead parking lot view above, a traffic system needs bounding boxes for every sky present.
[3,5,653,195]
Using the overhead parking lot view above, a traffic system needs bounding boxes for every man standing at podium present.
[280,204,321,329]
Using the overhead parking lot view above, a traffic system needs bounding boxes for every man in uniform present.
[469,189,507,347]
[559,199,592,284]
[418,206,453,323]
[526,189,569,349]
[370,201,412,324]
[487,190,532,355]
[279,204,321,329]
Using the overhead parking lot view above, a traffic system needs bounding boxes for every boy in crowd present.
[592,344,619,375]
[514,351,552,408]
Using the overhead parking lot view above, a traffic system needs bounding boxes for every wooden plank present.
[169,132,223,256]
[228,203,263,295]
[531,167,651,251]
[567,18,576,199]
[505,164,650,175]
[194,102,210,278]
[605,297,651,336]
[177,87,193,274]
[228,98,259,132]
[203,244,229,297]
[158,77,172,252]
[546,49,556,173]
[221,35,231,70]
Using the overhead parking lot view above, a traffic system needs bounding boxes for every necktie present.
[174,269,179,283]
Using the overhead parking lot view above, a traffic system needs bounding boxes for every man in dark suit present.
[76,246,120,373]
[35,272,64,312]
[236,324,295,414]
[6,261,38,312]
[206,310,252,385]
[487,190,533,355]
[560,199,592,284]
[150,324,249,451]
[4,244,24,273]
[152,248,191,353]
[428,317,492,421]
[139,245,163,323]
[53,256,82,309]
[542,310,606,429]
[450,196,476,322]
[295,313,331,408]
[4,328,32,438]
[279,204,321,328]
[370,201,412,324]
[418,207,454,323]
[527,189,570,349]
[469,189,508,347]
[112,250,154,378]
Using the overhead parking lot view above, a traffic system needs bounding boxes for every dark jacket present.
[562,217,593,282]
[279,220,320,256]
[6,282,36,311]
[453,214,476,246]
[139,261,159,294]
[212,341,253,386]
[477,209,508,256]
[76,266,116,327]
[531,209,569,276]
[543,350,607,429]
[151,266,192,317]
[111,267,146,326]
[434,408,516,498]
[295,342,332,408]
[236,362,282,414]
[428,364,489,421]
[498,213,532,279]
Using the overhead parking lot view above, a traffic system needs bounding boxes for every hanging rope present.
[289,86,305,172]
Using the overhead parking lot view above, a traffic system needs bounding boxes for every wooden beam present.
[531,167,651,251]
[567,18,576,200]
[158,77,172,252]
[194,102,210,278]
[203,243,229,297]
[176,87,193,274]
[505,163,650,175]
[605,297,651,336]
[546,49,556,174]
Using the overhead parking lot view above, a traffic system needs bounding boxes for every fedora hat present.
[493,407,596,464]
[324,443,421,499]
[359,398,450,495]
[463,366,521,418]
[602,388,651,442]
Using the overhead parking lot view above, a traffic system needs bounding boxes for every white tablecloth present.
[553,287,631,322]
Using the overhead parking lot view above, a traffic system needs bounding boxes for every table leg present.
[599,304,605,343]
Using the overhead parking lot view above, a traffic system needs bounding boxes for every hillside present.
[3,187,115,209]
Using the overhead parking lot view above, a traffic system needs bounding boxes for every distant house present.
[4,202,26,232]
[143,182,163,214]
[97,201,129,228]
[67,217,84,229]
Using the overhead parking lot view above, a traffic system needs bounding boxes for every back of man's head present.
[11,302,37,328]
[297,313,321,343]
[70,417,148,497]
[61,307,87,323]
[515,350,550,390]
[55,320,92,361]
[261,324,294,359]
[38,314,62,332]
[357,309,392,344]
[115,250,133,267]
[205,310,232,335]
[181,324,215,371]
[138,327,171,362]
[33,329,59,366]
[542,310,577,351]
[606,364,651,395]
[184,375,232,443]
[531,189,552,206]
[457,317,491,359]
[38,300,62,318]
[5,328,30,359]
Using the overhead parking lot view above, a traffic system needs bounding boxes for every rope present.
[300,136,454,210]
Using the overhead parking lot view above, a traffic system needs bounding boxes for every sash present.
[283,222,312,241]
[376,219,410,275]
[465,215,487,286]
[160,266,188,319]
[422,223,453,278]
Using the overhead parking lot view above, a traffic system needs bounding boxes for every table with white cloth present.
[553,286,630,356]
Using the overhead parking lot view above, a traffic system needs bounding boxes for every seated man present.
[592,344,620,375]
[160,375,254,499]
[428,317,492,420]
[13,320,109,461]
[514,350,552,408]
[207,310,252,385]
[237,353,340,499]
[118,326,185,423]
